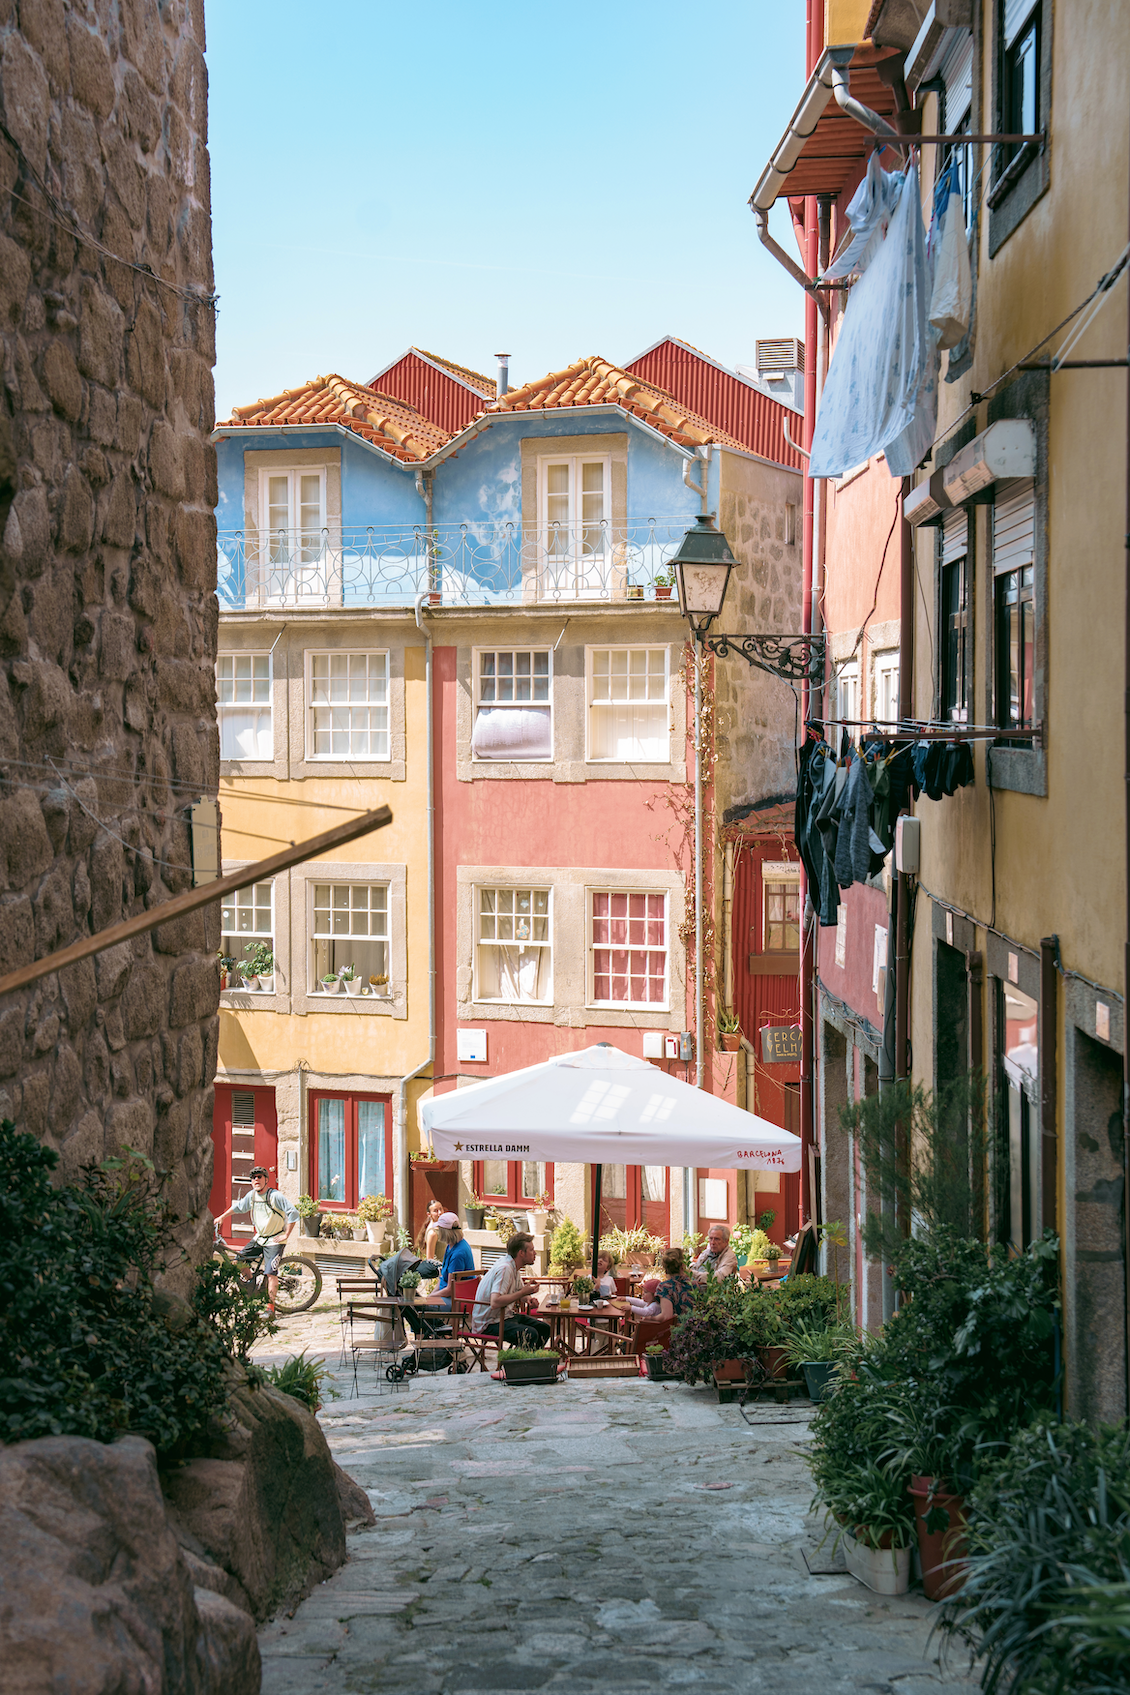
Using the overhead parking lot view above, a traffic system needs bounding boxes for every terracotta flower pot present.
[654,585,673,599]
[713,1359,748,1381]
[909,1475,968,1600]
[757,1344,789,1380]
[720,1032,741,1052]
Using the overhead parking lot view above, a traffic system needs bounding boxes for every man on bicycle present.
[213,1167,299,1315]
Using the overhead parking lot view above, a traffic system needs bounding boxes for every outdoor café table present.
[541,1299,628,1357]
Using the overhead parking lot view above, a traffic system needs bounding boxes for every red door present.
[593,1165,670,1243]
[210,1084,278,1235]
[695,1168,737,1234]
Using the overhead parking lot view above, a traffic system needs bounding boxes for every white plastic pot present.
[320,978,342,994]
[258,975,274,994]
[241,974,259,991]
[365,1221,386,1245]
[343,977,362,997]
[843,1530,911,1596]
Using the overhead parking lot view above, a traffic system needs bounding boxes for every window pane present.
[311,652,389,758]
[317,1098,346,1201]
[483,1159,507,1196]
[476,886,552,1003]
[357,1100,386,1199]
[591,890,666,1005]
[589,649,668,761]
[521,1161,547,1200]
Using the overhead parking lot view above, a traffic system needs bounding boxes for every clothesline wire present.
[0,752,373,814]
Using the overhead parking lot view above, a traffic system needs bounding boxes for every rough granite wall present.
[0,0,219,1275]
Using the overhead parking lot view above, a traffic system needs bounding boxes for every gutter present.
[395,592,437,1230]
[749,46,902,215]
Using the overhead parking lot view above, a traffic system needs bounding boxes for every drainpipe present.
[1124,127,1130,1414]
[396,592,437,1231]
[722,841,735,1016]
[683,444,712,514]
[694,629,705,1091]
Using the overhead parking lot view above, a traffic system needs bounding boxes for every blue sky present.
[206,1,807,419]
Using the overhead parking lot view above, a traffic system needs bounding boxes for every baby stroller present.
[369,1247,466,1378]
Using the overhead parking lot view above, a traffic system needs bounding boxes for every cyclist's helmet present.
[249,1166,269,1179]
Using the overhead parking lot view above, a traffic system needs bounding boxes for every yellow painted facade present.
[215,613,432,1229]
[905,0,1130,1420]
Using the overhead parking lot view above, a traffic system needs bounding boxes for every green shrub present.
[260,1350,339,1412]
[193,1257,273,1363]
[943,1420,1130,1695]
[807,1367,919,1550]
[0,1120,232,1455]
[548,1215,586,1270]
[499,1348,559,1362]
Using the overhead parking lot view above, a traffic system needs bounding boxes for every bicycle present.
[212,1233,323,1315]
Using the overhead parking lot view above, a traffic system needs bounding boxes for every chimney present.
[495,352,510,397]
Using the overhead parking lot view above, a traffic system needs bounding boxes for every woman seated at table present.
[415,1199,443,1265]
[594,1250,618,1299]
[420,1214,474,1312]
[654,1247,696,1322]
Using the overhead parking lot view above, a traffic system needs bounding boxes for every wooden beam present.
[0,804,393,1000]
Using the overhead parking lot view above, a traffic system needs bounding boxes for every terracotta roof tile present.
[412,348,497,398]
[490,355,749,453]
[224,374,451,462]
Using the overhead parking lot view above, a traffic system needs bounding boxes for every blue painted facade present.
[214,407,719,607]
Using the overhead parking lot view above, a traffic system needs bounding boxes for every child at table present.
[623,1275,661,1320]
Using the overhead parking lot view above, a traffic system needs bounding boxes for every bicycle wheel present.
[273,1255,323,1315]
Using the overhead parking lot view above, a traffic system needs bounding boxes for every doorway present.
[210,1084,278,1231]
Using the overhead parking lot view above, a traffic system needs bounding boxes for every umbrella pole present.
[591,1164,603,1276]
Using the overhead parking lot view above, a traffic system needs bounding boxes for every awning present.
[419,1044,802,1173]
[749,44,905,212]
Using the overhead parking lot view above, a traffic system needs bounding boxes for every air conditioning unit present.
[904,471,953,527]
[755,337,804,373]
[942,419,1036,503]
[895,815,920,875]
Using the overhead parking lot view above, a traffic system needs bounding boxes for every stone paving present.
[252,1305,979,1694]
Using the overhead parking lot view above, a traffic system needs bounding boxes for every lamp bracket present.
[702,631,826,683]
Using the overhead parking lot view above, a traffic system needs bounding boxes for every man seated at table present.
[691,1223,739,1284]
[471,1232,551,1349]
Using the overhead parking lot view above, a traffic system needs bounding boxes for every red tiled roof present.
[225,374,451,463]
[490,356,749,453]
[412,348,496,398]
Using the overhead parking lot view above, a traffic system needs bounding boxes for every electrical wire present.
[0,751,374,815]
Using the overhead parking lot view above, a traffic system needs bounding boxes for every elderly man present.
[692,1223,739,1284]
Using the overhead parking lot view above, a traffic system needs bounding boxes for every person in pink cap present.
[419,1212,475,1311]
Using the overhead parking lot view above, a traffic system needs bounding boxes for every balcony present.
[216,519,692,611]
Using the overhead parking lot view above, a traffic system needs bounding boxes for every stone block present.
[0,786,53,891]
[169,956,220,1028]
[154,905,206,955]
[0,893,33,973]
[107,1096,155,1158]
[0,32,50,177]
[8,485,50,571]
[0,1434,258,1695]
[77,278,124,389]
[58,957,96,1028]
[33,864,74,954]
[42,340,82,421]
[48,1040,82,1128]
[101,471,137,548]
[0,1006,22,1076]
[0,229,30,326]
[122,964,165,1040]
[98,608,137,680]
[118,65,160,154]
[58,464,95,552]
[90,833,125,932]
[127,298,166,410]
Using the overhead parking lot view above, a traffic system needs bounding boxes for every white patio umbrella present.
[419,1042,801,1171]
[419,1044,801,1276]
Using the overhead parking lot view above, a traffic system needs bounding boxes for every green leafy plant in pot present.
[571,1276,596,1306]
[548,1215,586,1272]
[295,1193,322,1237]
[782,1315,856,1403]
[464,1190,486,1229]
[357,1193,394,1244]
[500,1347,559,1385]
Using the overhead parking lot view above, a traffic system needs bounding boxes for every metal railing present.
[216,519,694,610]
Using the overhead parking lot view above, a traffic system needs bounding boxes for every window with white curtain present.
[308,651,389,759]
[537,454,612,596]
[217,654,272,760]
[260,467,326,563]
[472,649,552,760]
[587,647,669,761]
[220,880,273,988]
[312,1092,388,1208]
[589,890,668,1007]
[475,886,552,1003]
[873,650,900,725]
[834,658,860,730]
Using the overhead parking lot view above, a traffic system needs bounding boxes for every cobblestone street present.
[253,1311,978,1694]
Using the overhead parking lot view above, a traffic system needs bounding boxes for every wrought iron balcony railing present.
[216,519,694,611]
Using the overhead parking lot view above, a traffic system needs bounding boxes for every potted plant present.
[571,1275,596,1309]
[756,1208,777,1234]
[369,973,390,996]
[626,582,644,601]
[782,1316,854,1404]
[217,951,234,991]
[324,1212,353,1241]
[500,1347,560,1386]
[547,1215,586,1274]
[730,1223,771,1269]
[399,1268,422,1302]
[464,1191,486,1230]
[357,1192,394,1245]
[295,1193,322,1238]
[718,1009,742,1052]
[339,963,362,997]
[654,565,674,600]
[735,1282,786,1377]
[644,1342,676,1382]
[765,1244,783,1278]
[320,971,342,994]
[241,942,275,993]
[528,1189,551,1234]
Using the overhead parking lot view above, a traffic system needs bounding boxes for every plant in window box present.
[500,1347,559,1385]
[217,951,234,991]
[369,973,390,997]
[718,1008,741,1052]
[654,565,675,600]
[295,1193,322,1238]
[357,1192,394,1245]
[320,972,342,995]
[242,942,275,993]
[339,963,362,998]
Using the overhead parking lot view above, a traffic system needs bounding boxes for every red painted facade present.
[625,340,804,471]
[370,351,490,435]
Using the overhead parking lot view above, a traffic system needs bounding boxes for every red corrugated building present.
[368,347,496,435]
[625,337,805,471]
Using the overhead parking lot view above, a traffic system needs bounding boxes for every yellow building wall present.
[825,0,873,47]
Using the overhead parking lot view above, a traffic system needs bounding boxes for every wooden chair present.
[628,1317,672,1357]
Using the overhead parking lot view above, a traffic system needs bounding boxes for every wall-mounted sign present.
[457,1029,487,1062]
[760,1024,802,1064]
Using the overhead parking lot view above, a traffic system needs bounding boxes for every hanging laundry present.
[929,176,973,349]
[821,151,903,283]
[795,738,841,928]
[809,164,934,481]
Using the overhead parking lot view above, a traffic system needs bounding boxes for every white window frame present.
[834,658,860,730]
[536,451,613,598]
[305,650,390,762]
[587,887,670,1011]
[308,880,391,994]
[217,652,273,761]
[471,647,553,762]
[760,861,801,954]
[872,649,900,726]
[473,885,553,1005]
[258,465,327,551]
[221,880,275,992]
[585,646,671,764]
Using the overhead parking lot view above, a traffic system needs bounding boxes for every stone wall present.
[0,0,219,1273]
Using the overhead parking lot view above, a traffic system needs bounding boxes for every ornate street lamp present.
[669,513,824,682]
